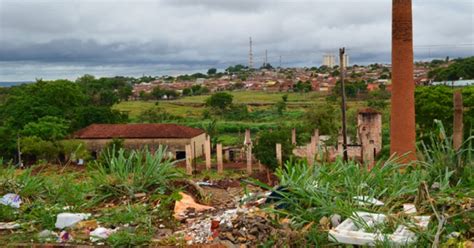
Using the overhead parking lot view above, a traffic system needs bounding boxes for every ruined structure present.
[358,108,382,167]
[390,0,416,161]
[73,123,206,159]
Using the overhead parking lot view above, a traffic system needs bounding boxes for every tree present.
[21,116,69,141]
[253,129,293,171]
[294,80,312,93]
[205,92,233,111]
[20,136,59,162]
[207,68,217,75]
[304,103,340,143]
[0,80,87,129]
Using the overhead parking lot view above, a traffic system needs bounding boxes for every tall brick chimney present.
[390,0,416,162]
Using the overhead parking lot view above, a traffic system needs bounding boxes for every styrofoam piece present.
[353,196,384,206]
[55,213,91,229]
[0,193,22,208]
[403,204,417,214]
[329,212,430,246]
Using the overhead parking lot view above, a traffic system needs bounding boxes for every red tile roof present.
[73,124,204,139]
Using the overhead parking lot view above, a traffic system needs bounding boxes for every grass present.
[254,123,473,246]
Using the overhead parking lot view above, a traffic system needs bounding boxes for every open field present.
[114,91,370,121]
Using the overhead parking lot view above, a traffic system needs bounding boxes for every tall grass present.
[418,120,473,187]
[91,146,184,200]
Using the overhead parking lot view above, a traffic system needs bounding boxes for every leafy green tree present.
[205,92,233,111]
[20,136,59,162]
[428,56,474,81]
[58,139,90,162]
[1,80,87,129]
[138,107,180,123]
[21,116,69,141]
[294,80,312,93]
[304,103,340,143]
[71,106,128,130]
[415,86,453,135]
[253,129,293,171]
[207,68,217,75]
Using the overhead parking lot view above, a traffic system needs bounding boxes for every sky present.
[0,0,473,81]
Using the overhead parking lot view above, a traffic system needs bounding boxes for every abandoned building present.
[72,123,206,159]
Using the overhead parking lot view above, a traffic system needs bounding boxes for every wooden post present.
[276,143,282,167]
[453,90,463,150]
[216,143,223,174]
[185,144,193,175]
[291,128,296,145]
[205,135,212,170]
[306,143,314,167]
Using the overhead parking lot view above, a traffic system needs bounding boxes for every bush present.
[91,147,184,200]
[253,129,293,171]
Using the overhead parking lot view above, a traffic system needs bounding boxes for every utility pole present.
[339,47,348,162]
[249,37,253,69]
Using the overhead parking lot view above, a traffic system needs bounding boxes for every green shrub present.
[91,146,183,200]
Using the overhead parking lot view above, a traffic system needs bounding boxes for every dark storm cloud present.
[0,0,472,80]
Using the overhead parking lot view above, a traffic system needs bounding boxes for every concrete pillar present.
[244,129,251,145]
[258,160,264,172]
[204,135,211,170]
[314,129,319,148]
[390,0,416,162]
[453,90,463,150]
[276,143,282,167]
[224,149,230,162]
[185,144,193,175]
[291,128,296,145]
[246,146,252,174]
[306,143,314,167]
[216,143,223,174]
[311,135,317,155]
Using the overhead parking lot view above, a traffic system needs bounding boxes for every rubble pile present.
[218,207,279,245]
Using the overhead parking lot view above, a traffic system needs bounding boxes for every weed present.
[91,146,184,200]
[107,229,152,247]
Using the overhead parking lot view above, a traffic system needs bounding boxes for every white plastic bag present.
[55,213,91,229]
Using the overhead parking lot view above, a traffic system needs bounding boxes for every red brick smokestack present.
[390,0,416,162]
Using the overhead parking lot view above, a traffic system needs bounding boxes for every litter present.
[353,196,384,206]
[196,181,214,186]
[328,211,430,246]
[0,193,22,208]
[403,204,417,214]
[90,227,116,242]
[0,222,20,230]
[38,229,58,239]
[59,230,72,242]
[55,213,91,229]
[173,192,214,221]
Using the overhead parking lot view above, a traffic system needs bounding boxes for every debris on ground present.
[59,230,72,242]
[0,193,22,208]
[0,222,20,230]
[55,213,91,229]
[90,227,117,242]
[37,229,59,240]
[174,192,215,221]
[328,211,430,246]
[353,196,384,206]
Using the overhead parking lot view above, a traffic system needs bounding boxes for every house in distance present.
[73,123,206,159]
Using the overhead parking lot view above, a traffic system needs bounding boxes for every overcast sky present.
[0,0,473,81]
